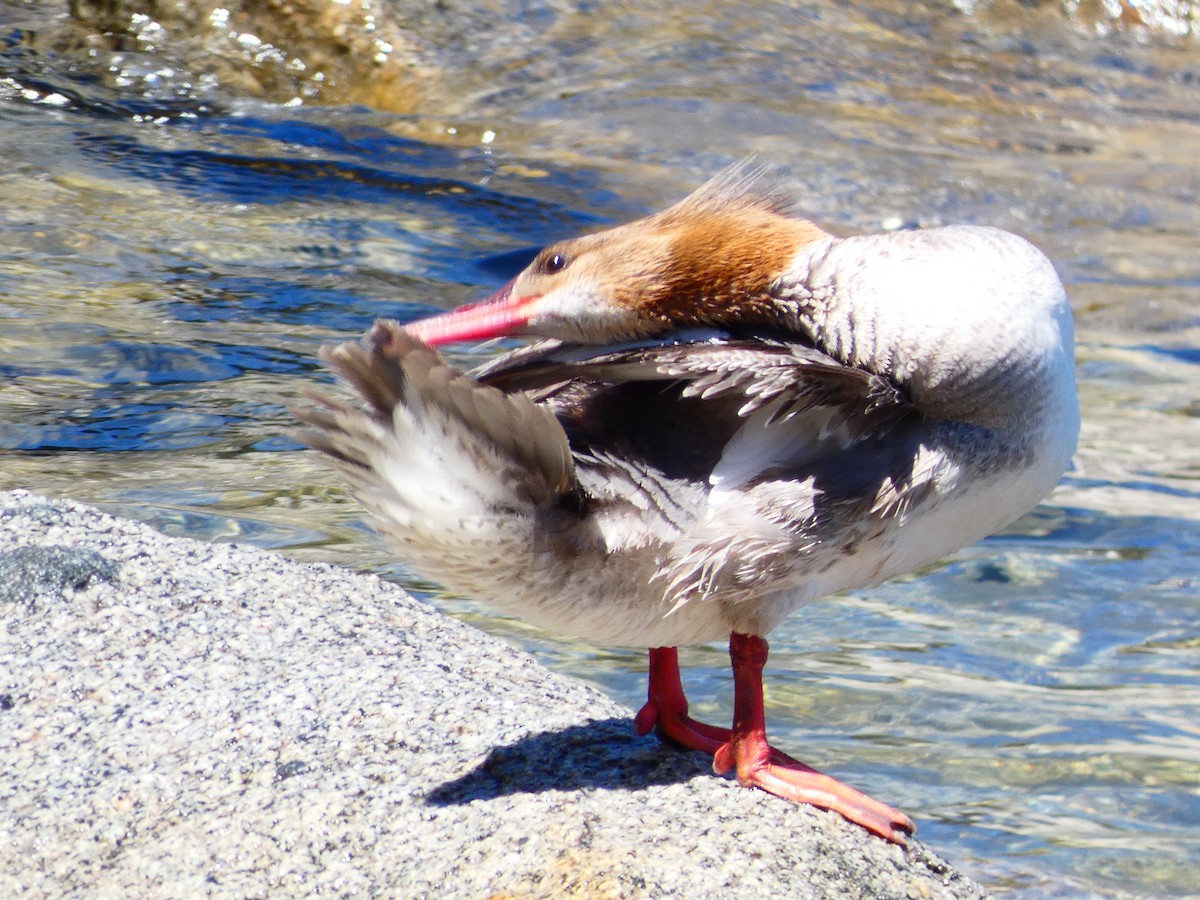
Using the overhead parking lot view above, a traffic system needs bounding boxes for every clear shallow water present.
[2,2,1199,896]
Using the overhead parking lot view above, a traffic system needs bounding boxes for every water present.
[2,2,1198,895]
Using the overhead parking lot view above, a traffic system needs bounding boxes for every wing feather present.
[472,332,945,609]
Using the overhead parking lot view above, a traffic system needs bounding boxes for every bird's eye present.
[540,252,569,274]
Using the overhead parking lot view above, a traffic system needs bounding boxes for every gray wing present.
[474,334,951,609]
[474,333,914,487]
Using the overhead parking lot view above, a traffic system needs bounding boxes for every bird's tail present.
[292,319,577,589]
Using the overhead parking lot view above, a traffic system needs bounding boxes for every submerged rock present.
[10,0,1195,116]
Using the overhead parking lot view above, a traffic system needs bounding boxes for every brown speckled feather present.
[295,320,574,509]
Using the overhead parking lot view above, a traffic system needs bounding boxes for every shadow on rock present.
[426,717,717,805]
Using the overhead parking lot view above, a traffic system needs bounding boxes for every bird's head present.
[406,165,828,347]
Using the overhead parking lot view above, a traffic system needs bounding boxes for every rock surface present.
[0,491,985,898]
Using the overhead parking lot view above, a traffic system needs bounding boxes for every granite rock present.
[0,490,985,898]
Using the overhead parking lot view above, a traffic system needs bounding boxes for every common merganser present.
[294,163,1079,844]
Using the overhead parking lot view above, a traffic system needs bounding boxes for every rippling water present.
[2,2,1198,895]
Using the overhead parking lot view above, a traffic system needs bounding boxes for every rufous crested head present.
[407,162,829,346]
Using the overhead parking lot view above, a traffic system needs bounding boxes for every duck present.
[293,162,1079,844]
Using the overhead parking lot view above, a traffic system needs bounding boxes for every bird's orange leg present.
[634,638,914,844]
[712,632,915,844]
[634,646,730,754]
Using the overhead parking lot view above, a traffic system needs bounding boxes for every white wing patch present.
[710,399,858,493]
